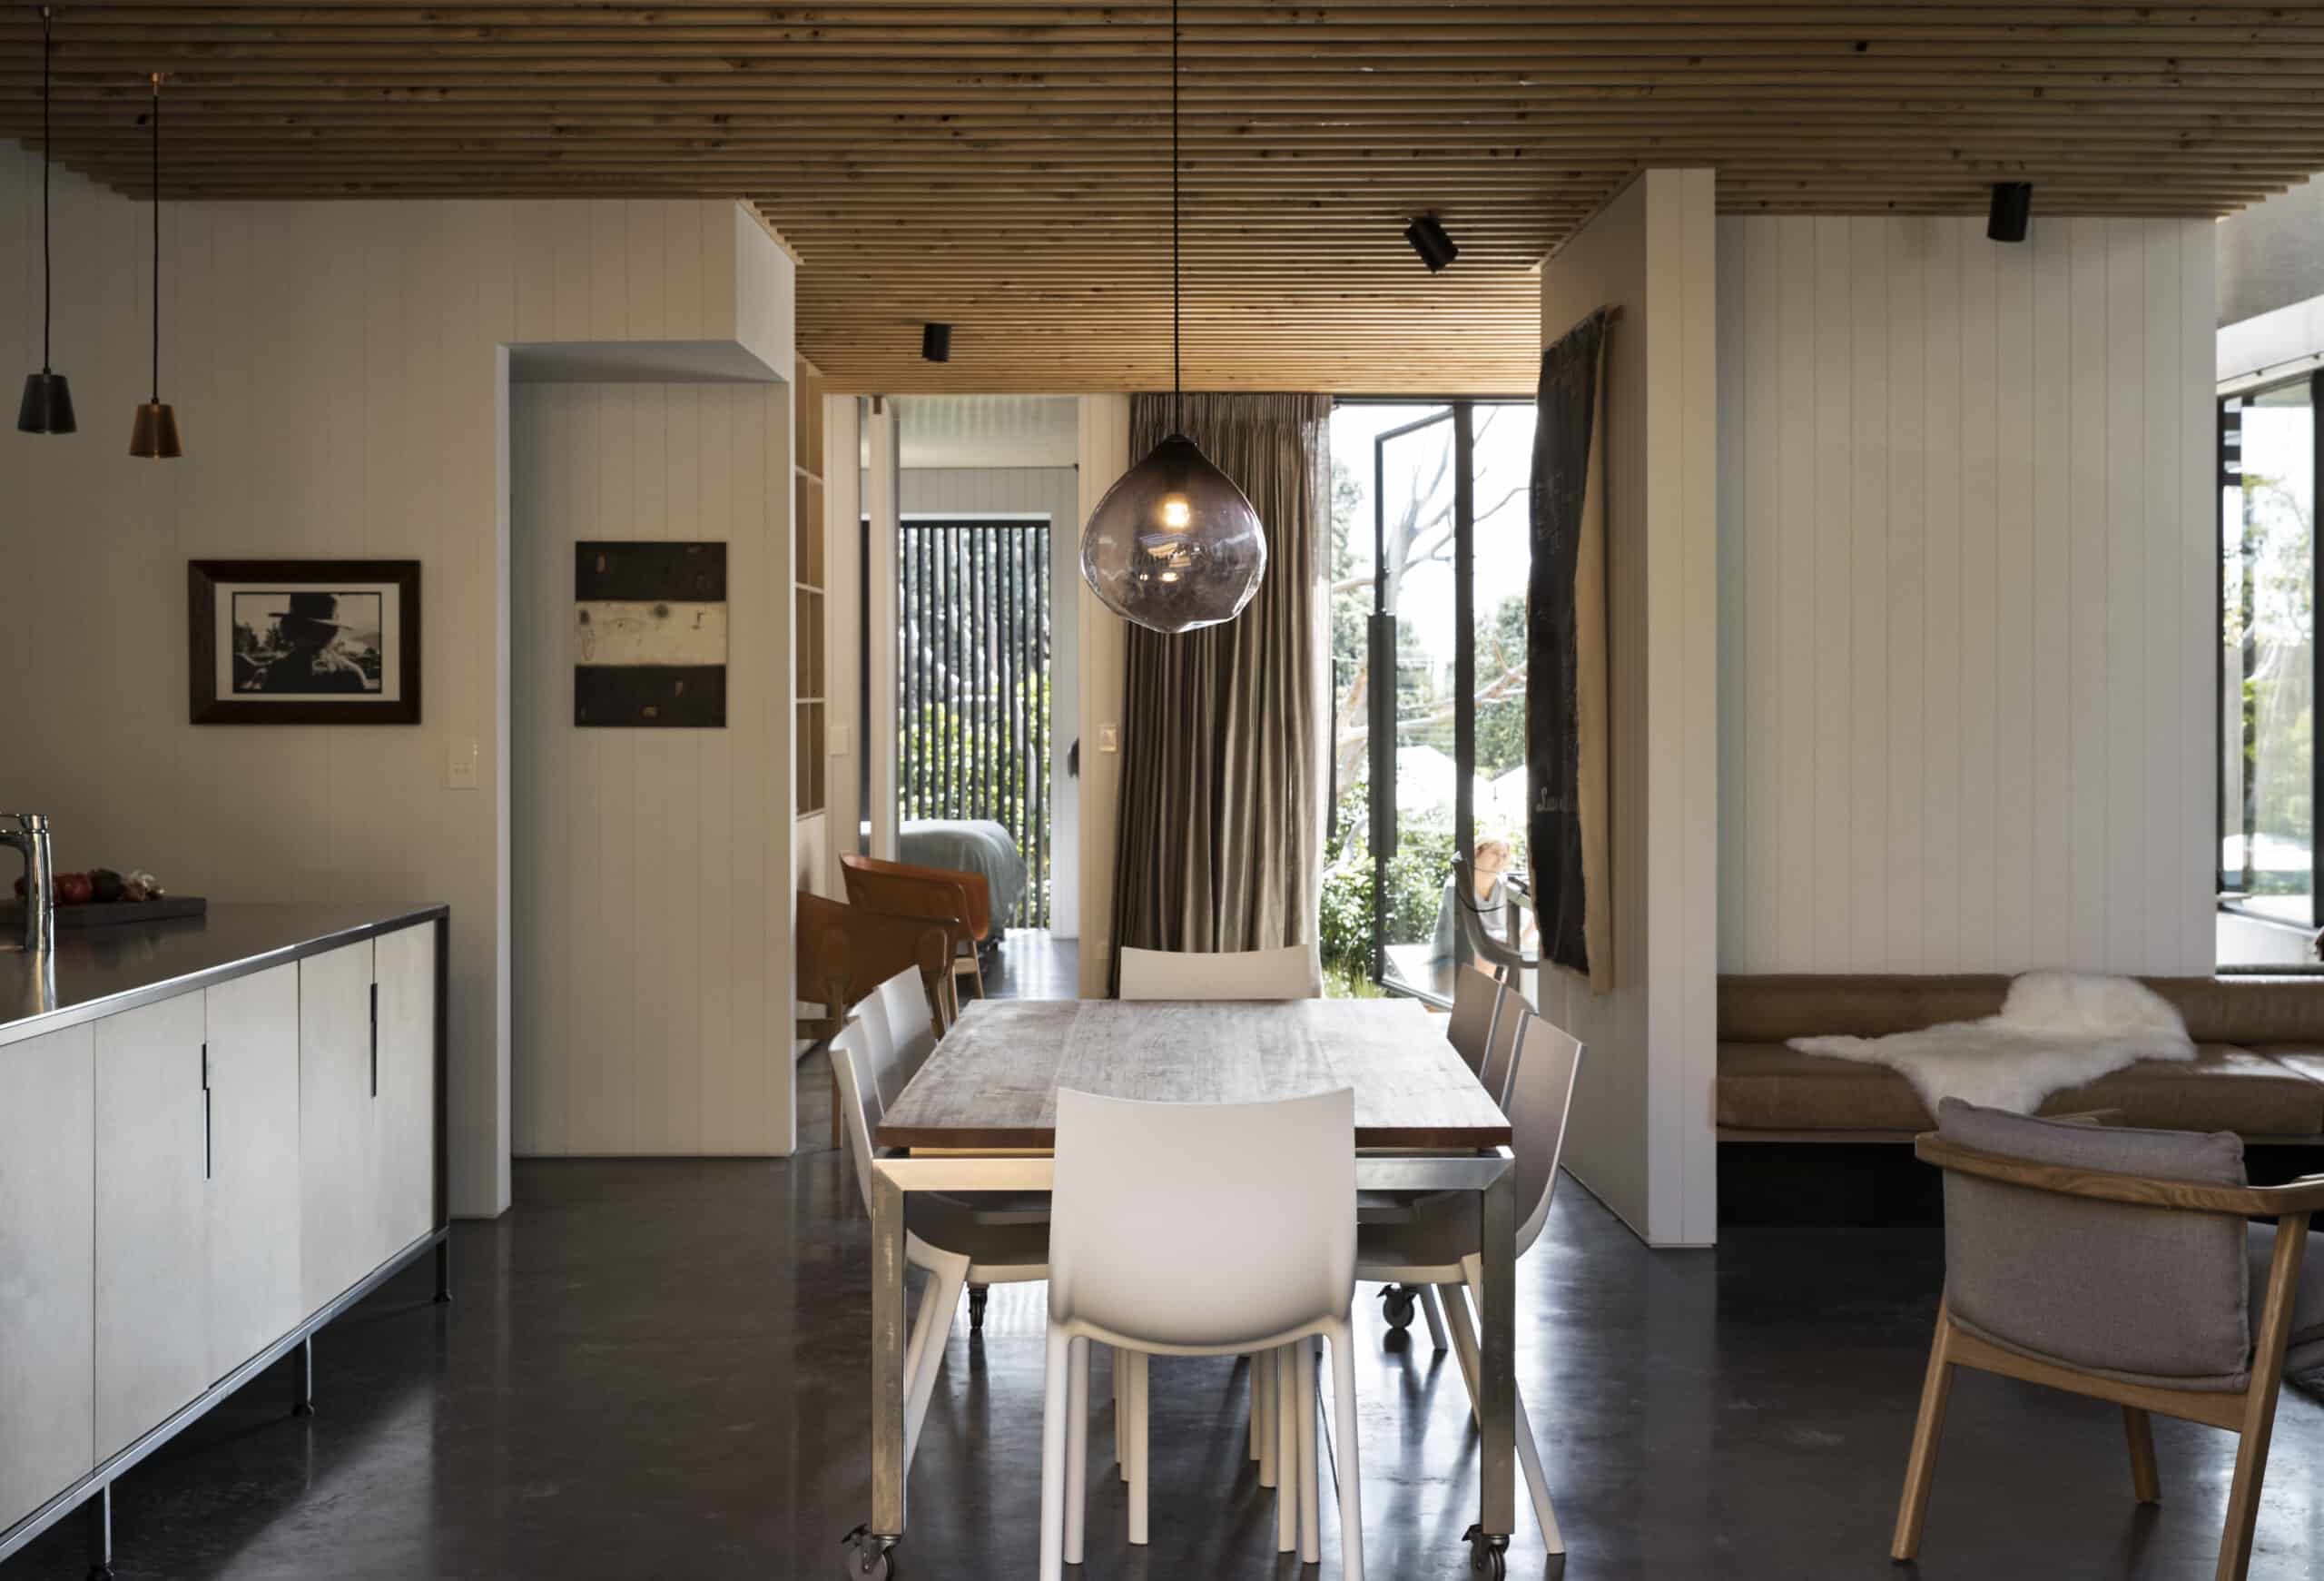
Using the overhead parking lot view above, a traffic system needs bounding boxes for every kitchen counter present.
[0,902,448,1048]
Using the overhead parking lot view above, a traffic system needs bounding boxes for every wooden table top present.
[875,997,1512,1151]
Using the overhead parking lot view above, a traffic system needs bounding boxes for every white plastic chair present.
[1374,968,1531,1348]
[1040,1087,1364,1579]
[828,1018,1049,1473]
[1117,941,1323,1001]
[1110,939,1324,1490]
[1356,1013,1583,1556]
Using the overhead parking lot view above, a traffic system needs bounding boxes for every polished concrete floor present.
[13,1070,2324,1579]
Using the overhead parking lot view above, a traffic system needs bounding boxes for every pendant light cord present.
[39,5,53,375]
[1170,0,1181,436]
[149,73,160,401]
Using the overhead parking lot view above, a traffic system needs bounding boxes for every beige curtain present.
[1108,392,1326,989]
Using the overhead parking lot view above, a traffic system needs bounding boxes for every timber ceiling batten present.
[5,5,2323,393]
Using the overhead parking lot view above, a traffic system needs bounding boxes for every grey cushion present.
[1938,1099,2253,1391]
[2249,1222,2324,1375]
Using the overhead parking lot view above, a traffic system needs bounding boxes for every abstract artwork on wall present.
[1527,310,1611,993]
[573,541,728,727]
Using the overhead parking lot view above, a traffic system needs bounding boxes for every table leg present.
[1470,1163,1515,1568]
[870,1167,910,1545]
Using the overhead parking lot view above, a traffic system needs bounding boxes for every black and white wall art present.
[573,541,728,727]
[189,560,421,725]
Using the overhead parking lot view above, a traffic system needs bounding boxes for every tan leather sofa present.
[1718,975,2324,1141]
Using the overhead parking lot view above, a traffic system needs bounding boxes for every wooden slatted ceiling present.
[4,4,2320,394]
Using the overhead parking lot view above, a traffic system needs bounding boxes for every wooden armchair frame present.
[1896,1133,2324,1581]
[796,891,952,1150]
[835,856,981,1021]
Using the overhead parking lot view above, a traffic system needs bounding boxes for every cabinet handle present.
[369,982,379,1098]
[201,1042,212,1181]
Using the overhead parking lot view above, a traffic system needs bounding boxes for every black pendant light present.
[1078,0,1266,635]
[129,72,181,459]
[17,5,75,436]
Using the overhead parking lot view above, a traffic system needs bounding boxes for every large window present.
[1321,400,1537,1001]
[2221,378,2319,934]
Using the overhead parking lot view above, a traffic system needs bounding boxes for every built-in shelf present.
[793,356,828,821]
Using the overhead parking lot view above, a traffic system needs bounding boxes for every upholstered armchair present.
[1896,1099,2324,1581]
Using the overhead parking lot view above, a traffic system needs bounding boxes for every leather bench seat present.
[1718,974,2324,1141]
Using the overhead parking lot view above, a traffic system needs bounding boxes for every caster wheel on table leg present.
[841,1525,900,1580]
[967,1285,990,1335]
[1379,1285,1417,1332]
[86,1567,113,1581]
[1465,1523,1509,1579]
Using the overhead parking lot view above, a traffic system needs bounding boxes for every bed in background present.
[898,819,1028,945]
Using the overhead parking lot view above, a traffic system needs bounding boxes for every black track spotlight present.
[1987,182,2033,243]
[921,322,952,363]
[1404,214,1461,273]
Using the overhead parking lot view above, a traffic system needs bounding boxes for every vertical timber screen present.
[897,519,1053,926]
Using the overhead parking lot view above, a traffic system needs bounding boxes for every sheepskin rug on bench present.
[1789,972,2196,1116]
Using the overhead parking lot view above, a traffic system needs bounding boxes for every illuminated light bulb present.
[1160,496,1192,529]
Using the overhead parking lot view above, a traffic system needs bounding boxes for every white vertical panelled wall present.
[1715,216,2215,977]
[510,383,793,1157]
[1536,171,1720,1248]
[899,465,1084,934]
[1076,396,1133,997]
[0,144,798,1207]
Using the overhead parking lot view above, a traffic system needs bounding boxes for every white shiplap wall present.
[1714,215,2215,977]
[0,145,796,1208]
[510,383,793,1157]
[1076,398,1134,995]
[1537,171,1720,1249]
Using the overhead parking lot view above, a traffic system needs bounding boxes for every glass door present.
[1320,400,1539,1002]
[1372,409,1459,996]
[2221,376,2319,931]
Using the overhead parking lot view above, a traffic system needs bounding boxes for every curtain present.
[1529,311,1613,993]
[1108,392,1327,990]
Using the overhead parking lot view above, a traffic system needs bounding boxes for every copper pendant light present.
[129,73,181,459]
[17,6,75,436]
[1077,0,1266,635]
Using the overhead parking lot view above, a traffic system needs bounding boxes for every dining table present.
[840,993,1521,1580]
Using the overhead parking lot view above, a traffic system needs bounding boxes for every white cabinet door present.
[94,992,212,1461]
[374,922,438,1255]
[204,963,302,1380]
[0,1023,94,1531]
[299,939,379,1314]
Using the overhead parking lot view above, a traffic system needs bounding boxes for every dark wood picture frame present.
[189,559,422,725]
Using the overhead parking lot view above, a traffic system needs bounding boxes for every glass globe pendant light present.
[1078,0,1267,635]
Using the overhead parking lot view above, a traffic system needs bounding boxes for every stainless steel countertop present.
[0,903,448,1049]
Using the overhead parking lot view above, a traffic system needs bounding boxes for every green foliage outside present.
[1319,785,1458,989]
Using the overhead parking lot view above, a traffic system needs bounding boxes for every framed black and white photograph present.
[189,560,421,725]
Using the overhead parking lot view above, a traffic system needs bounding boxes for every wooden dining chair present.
[1897,1100,2324,1581]
[842,852,993,1010]
[796,891,951,1151]
[837,855,982,1021]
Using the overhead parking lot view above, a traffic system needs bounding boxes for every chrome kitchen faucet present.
[1,814,54,952]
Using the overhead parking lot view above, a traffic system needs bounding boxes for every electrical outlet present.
[1099,725,1118,754]
[447,736,480,789]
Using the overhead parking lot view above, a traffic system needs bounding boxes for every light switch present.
[1099,725,1118,754]
[447,736,480,789]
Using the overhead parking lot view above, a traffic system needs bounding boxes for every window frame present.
[2216,370,2324,933]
